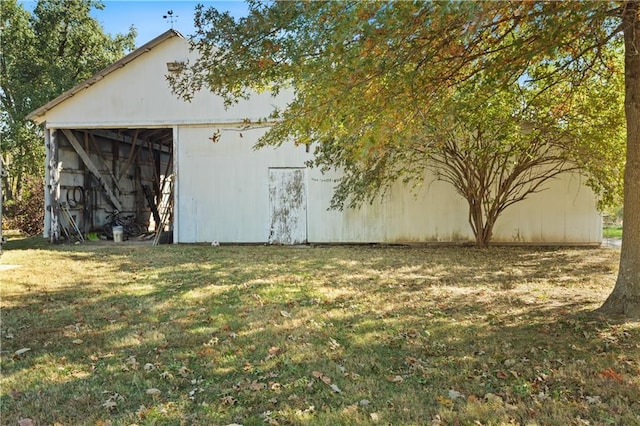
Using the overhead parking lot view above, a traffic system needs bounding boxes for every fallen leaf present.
[370,413,380,422]
[268,346,282,356]
[146,388,161,396]
[64,323,81,332]
[448,389,464,400]
[221,395,238,405]
[18,419,35,426]
[14,348,31,357]
[485,393,504,404]
[339,402,356,412]
[249,381,267,391]
[280,310,291,318]
[329,384,342,393]
[102,399,117,409]
[126,356,139,370]
[503,359,516,367]
[436,396,453,406]
[312,371,332,384]
[72,339,83,344]
[388,375,404,383]
[359,399,371,406]
[269,382,281,391]
[143,363,155,371]
[586,395,602,404]
[599,368,623,382]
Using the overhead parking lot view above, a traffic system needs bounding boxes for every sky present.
[18,1,249,47]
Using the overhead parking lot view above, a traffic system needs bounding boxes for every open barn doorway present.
[45,127,174,243]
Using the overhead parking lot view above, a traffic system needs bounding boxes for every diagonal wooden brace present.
[62,129,123,212]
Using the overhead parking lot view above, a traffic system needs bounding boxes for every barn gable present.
[28,30,291,128]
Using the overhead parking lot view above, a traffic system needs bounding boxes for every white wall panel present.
[492,173,601,244]
[306,170,475,243]
[176,125,601,244]
[175,126,309,243]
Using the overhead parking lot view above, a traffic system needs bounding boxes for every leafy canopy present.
[1,0,136,198]
[171,1,624,214]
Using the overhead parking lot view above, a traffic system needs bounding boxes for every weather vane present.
[163,10,179,28]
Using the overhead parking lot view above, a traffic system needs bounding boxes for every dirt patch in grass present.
[1,238,638,425]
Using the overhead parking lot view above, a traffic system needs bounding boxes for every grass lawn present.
[1,237,638,425]
[603,226,623,239]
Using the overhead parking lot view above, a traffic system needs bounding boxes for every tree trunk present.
[467,200,495,248]
[599,0,640,318]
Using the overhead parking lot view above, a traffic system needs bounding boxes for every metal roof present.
[27,29,184,122]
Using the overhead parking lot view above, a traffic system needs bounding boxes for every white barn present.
[28,30,602,245]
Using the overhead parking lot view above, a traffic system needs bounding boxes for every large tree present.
[171,1,638,317]
[0,0,136,200]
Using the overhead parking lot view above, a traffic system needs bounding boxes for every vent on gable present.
[166,61,186,72]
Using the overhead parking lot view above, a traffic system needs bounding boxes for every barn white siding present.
[174,126,308,243]
[36,34,292,129]
[174,124,601,244]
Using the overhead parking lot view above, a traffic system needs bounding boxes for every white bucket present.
[112,226,124,242]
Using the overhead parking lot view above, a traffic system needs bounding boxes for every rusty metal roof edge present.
[27,29,185,122]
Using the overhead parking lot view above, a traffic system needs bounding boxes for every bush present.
[4,176,45,236]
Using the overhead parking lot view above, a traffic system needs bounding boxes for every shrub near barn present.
[4,176,44,237]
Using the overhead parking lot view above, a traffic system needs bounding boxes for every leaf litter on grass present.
[0,240,638,424]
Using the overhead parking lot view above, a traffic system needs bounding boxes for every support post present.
[50,130,61,242]
[43,128,51,239]
[0,156,5,253]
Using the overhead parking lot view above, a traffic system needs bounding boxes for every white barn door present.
[268,168,307,244]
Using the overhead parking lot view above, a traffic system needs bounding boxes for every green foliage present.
[0,0,136,200]
[603,225,623,239]
[170,1,625,245]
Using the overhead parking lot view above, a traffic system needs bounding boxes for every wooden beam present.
[147,139,161,192]
[49,130,61,242]
[88,132,121,195]
[62,129,123,212]
[119,128,139,181]
[89,129,171,154]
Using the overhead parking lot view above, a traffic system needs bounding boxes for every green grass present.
[1,237,638,425]
[603,225,623,239]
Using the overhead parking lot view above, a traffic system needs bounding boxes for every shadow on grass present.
[1,239,636,424]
